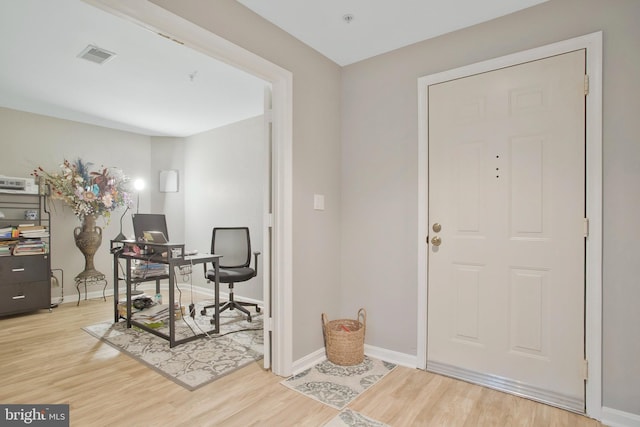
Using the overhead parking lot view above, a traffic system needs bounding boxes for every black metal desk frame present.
[111,240,221,348]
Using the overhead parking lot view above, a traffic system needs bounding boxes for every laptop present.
[142,230,169,244]
[141,230,183,258]
[132,213,169,243]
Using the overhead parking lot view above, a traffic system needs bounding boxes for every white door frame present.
[86,0,294,377]
[417,32,602,418]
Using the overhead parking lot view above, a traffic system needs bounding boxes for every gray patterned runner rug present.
[322,409,389,427]
[83,304,263,391]
[281,356,397,410]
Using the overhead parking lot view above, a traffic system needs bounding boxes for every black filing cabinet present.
[0,255,50,315]
[0,189,51,316]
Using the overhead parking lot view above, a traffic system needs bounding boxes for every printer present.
[0,175,39,194]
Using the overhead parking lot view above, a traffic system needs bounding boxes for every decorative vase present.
[74,214,104,279]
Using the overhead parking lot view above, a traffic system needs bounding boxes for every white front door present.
[427,50,586,411]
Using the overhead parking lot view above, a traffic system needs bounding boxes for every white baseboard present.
[601,407,640,427]
[62,283,263,307]
[363,344,418,369]
[291,344,417,376]
[291,348,326,374]
[58,288,113,305]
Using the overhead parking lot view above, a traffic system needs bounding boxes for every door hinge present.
[265,108,273,123]
[583,217,589,238]
[582,359,589,380]
[266,316,274,331]
[584,74,590,96]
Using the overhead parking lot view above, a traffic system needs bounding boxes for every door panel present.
[427,50,586,411]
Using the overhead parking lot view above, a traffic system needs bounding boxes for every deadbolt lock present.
[432,223,442,233]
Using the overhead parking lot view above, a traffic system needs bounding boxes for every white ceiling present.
[0,0,266,137]
[0,0,548,138]
[237,0,550,66]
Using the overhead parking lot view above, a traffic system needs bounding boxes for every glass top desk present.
[111,240,222,347]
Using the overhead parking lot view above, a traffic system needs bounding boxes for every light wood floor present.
[0,296,603,427]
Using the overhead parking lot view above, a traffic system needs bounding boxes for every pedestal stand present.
[75,273,108,306]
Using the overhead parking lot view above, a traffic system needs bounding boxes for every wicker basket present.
[322,308,366,366]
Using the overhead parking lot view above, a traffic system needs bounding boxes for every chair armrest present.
[253,251,261,275]
[203,260,217,281]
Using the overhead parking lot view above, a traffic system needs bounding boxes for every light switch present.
[313,194,325,211]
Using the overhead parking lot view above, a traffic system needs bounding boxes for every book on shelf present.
[131,261,169,278]
[0,241,17,256]
[13,239,47,255]
[0,226,19,239]
[117,293,149,317]
[129,303,185,326]
[1,225,49,239]
[0,240,18,249]
[19,229,49,238]
[118,293,149,304]
[17,224,43,230]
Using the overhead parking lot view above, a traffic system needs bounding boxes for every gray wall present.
[0,107,151,296]
[150,0,640,416]
[149,0,344,361]
[0,107,265,306]
[148,136,186,244]
[183,115,266,301]
[340,0,640,416]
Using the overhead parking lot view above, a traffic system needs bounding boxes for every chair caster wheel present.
[247,315,252,322]
[256,307,261,313]
[210,318,215,325]
[201,309,207,315]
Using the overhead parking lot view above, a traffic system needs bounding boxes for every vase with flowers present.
[33,159,131,279]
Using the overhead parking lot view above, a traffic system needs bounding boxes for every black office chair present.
[201,227,261,323]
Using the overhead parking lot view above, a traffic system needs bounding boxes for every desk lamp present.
[112,205,129,242]
[113,178,144,242]
[118,178,146,297]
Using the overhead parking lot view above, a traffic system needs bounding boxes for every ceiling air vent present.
[77,44,116,65]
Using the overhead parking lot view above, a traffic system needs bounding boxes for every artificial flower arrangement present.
[33,159,132,222]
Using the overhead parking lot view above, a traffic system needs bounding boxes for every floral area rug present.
[322,409,389,427]
[83,302,262,391]
[281,356,397,410]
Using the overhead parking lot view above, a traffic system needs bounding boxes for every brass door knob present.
[431,236,442,246]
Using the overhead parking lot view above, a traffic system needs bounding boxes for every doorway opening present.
[87,0,294,376]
